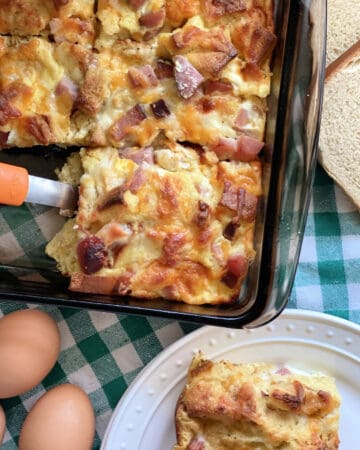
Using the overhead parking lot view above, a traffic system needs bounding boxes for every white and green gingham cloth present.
[0,164,359,449]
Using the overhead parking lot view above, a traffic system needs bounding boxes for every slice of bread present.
[318,40,360,209]
[327,0,360,65]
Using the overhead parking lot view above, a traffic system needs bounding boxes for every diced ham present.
[150,99,170,118]
[139,8,165,28]
[128,65,158,88]
[128,0,146,10]
[55,76,79,101]
[209,0,246,15]
[234,108,250,131]
[25,115,54,145]
[187,436,206,450]
[211,242,226,267]
[235,135,264,162]
[155,59,174,79]
[227,254,248,278]
[276,367,292,376]
[0,131,9,148]
[0,93,21,126]
[237,188,258,222]
[210,137,237,160]
[127,167,147,193]
[195,200,210,227]
[202,79,233,95]
[220,181,239,211]
[163,232,186,266]
[220,182,258,222]
[173,55,204,99]
[120,146,154,165]
[77,236,108,275]
[109,104,146,142]
[53,0,69,9]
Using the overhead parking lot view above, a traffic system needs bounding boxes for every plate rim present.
[101,309,360,449]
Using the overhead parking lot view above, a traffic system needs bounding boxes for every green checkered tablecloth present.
[0,164,359,449]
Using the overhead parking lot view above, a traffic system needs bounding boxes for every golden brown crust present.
[173,354,341,450]
[325,39,360,81]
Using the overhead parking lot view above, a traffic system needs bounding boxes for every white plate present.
[101,309,360,450]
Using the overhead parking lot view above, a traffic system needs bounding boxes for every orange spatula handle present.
[0,162,29,206]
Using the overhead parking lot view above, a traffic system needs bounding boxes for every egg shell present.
[0,309,60,398]
[0,404,5,445]
[19,384,95,450]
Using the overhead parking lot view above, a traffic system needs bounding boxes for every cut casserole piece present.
[174,354,341,450]
[46,142,262,305]
[0,0,95,46]
[0,36,101,148]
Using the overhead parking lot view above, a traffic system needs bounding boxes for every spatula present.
[0,162,78,211]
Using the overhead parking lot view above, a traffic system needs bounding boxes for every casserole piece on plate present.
[174,354,341,449]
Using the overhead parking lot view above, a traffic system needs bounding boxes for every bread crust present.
[325,38,360,80]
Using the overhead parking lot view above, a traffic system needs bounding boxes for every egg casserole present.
[46,142,261,304]
[1,0,277,304]
[174,354,341,449]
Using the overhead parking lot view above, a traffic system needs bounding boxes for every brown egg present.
[0,309,60,398]
[0,404,5,445]
[19,384,95,450]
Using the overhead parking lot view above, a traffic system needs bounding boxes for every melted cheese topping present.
[0,0,95,46]
[0,37,93,147]
[47,143,261,305]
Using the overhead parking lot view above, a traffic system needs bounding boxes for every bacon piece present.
[128,167,147,193]
[0,92,21,126]
[55,76,79,101]
[202,79,233,95]
[220,182,258,222]
[155,59,174,79]
[120,146,154,165]
[235,135,264,162]
[195,200,210,227]
[150,99,170,118]
[128,0,146,10]
[77,236,108,275]
[211,137,237,160]
[163,232,186,265]
[227,254,248,278]
[25,115,54,145]
[109,104,146,142]
[173,55,204,99]
[0,131,9,148]
[53,0,69,9]
[139,8,165,28]
[187,437,206,450]
[128,65,158,88]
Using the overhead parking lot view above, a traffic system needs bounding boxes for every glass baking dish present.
[0,0,326,328]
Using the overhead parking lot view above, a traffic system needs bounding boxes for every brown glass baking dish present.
[0,0,327,328]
